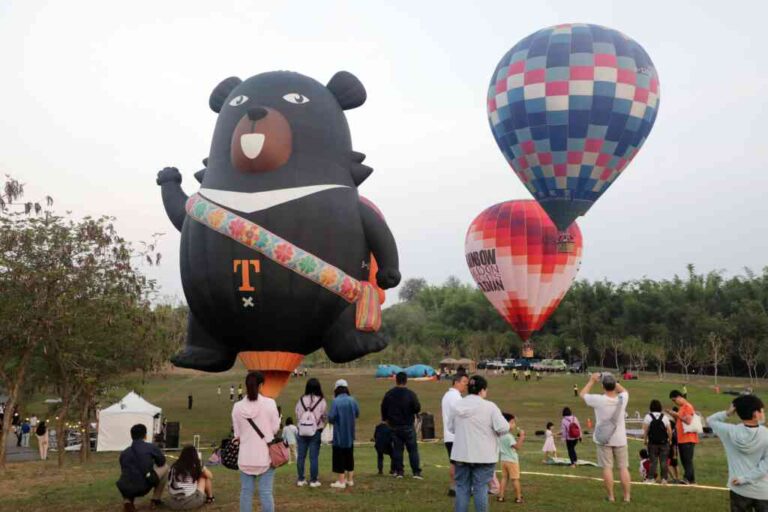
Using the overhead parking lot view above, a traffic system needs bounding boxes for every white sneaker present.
[346,481,355,487]
[330,481,346,489]
[309,481,322,488]
[296,480,308,487]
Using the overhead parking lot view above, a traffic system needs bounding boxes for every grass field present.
[2,365,759,511]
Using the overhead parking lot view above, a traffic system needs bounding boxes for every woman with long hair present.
[166,445,214,510]
[35,420,49,460]
[294,377,327,487]
[233,371,280,512]
[561,407,582,468]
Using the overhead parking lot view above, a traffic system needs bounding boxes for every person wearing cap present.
[580,372,630,503]
[328,379,359,489]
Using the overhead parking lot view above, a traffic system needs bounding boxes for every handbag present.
[248,418,290,468]
[220,438,240,470]
[682,412,704,434]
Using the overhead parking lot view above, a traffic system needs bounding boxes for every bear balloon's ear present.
[209,77,243,113]
[327,71,366,110]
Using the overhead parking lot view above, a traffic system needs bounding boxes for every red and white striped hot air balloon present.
[465,200,582,354]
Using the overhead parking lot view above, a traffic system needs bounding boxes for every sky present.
[1,0,767,303]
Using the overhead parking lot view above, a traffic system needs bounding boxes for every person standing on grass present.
[35,420,49,460]
[448,375,509,512]
[708,394,768,511]
[230,384,235,402]
[561,407,582,468]
[295,378,327,487]
[667,390,699,484]
[21,419,31,447]
[497,413,525,503]
[237,384,244,401]
[116,423,169,512]
[381,371,423,479]
[642,399,672,483]
[282,417,299,464]
[580,372,631,503]
[328,379,360,489]
[232,371,281,512]
[442,371,469,496]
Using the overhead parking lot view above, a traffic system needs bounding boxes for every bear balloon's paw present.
[376,268,401,289]
[156,167,182,186]
[170,346,237,373]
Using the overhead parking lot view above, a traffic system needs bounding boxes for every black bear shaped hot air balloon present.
[156,71,400,396]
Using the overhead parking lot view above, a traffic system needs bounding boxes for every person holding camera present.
[580,372,630,503]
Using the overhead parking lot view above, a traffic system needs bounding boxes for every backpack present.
[647,413,669,445]
[298,396,322,437]
[567,418,581,439]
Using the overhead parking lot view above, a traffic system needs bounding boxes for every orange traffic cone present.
[238,351,304,398]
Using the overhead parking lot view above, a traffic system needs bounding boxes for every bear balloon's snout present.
[231,107,292,173]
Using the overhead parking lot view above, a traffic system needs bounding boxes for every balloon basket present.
[521,342,534,359]
[238,351,304,398]
[556,232,575,253]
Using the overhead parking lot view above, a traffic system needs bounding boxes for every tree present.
[648,342,668,381]
[398,278,427,302]
[622,336,649,373]
[0,176,171,467]
[673,339,698,381]
[740,337,760,385]
[534,335,561,360]
[594,335,611,369]
[706,332,731,386]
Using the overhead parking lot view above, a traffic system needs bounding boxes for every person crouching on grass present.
[708,394,768,511]
[328,379,360,489]
[498,413,525,503]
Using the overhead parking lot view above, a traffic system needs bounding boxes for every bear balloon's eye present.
[229,95,249,107]
[282,93,310,105]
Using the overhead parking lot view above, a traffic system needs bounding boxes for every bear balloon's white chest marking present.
[199,184,350,214]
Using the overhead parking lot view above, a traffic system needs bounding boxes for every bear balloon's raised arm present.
[359,201,400,289]
[156,166,188,232]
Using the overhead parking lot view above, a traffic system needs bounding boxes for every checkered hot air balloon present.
[465,200,582,343]
[487,24,660,232]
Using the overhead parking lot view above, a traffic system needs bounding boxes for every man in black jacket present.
[116,424,168,512]
[381,372,422,478]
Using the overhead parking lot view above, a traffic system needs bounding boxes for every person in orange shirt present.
[666,390,698,484]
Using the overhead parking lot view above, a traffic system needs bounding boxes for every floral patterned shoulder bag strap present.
[185,193,381,332]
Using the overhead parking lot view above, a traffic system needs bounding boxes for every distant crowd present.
[113,370,768,512]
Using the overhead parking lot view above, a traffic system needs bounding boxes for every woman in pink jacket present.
[232,371,281,512]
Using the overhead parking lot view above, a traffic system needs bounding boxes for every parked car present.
[512,358,539,370]
[568,360,585,373]
[532,359,568,372]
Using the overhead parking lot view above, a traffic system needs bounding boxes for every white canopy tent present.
[96,391,162,452]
